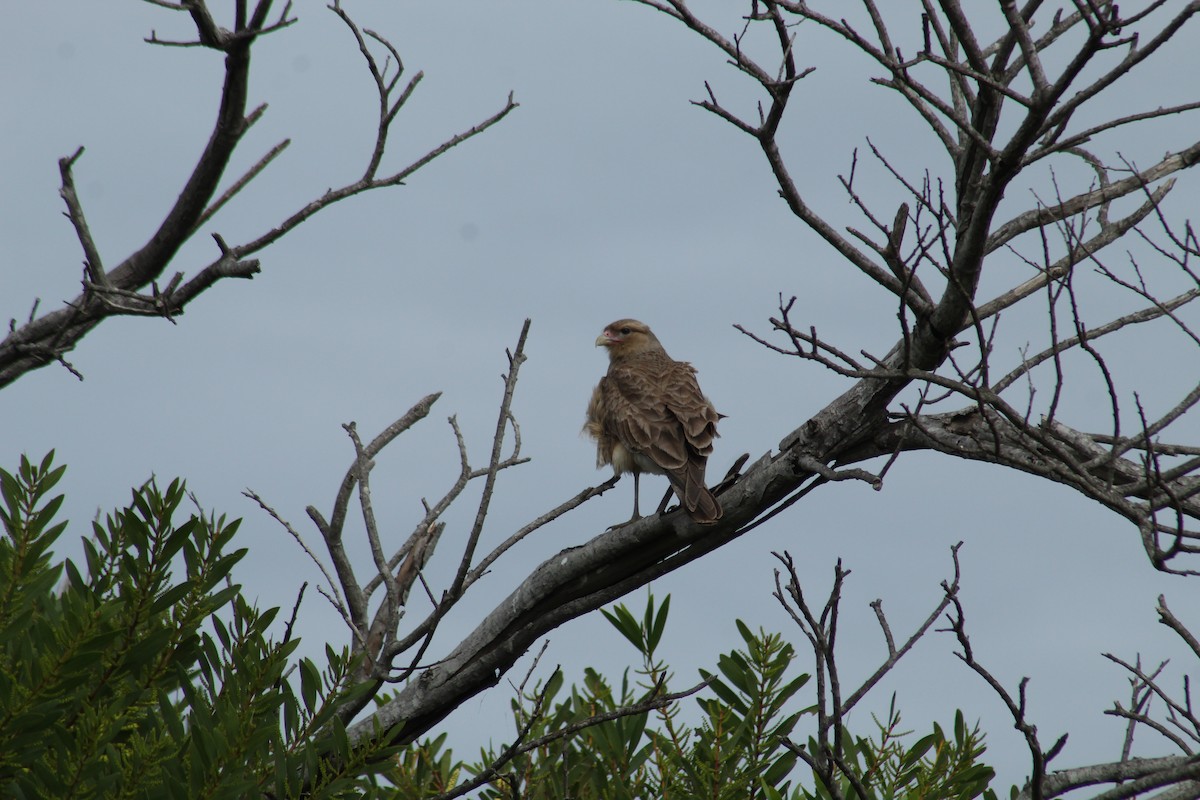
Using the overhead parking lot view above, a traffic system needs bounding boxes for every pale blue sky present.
[4,1,1200,788]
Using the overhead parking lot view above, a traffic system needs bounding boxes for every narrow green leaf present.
[299,658,321,713]
[602,603,645,652]
[649,594,671,652]
[901,732,939,768]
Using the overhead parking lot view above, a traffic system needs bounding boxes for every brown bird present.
[585,319,723,524]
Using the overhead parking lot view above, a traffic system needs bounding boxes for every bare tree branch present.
[0,2,515,389]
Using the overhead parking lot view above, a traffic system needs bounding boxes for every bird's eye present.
[620,327,631,335]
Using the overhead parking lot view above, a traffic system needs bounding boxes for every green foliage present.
[455,592,1000,800]
[0,453,1002,799]
[467,666,656,799]
[384,731,463,796]
[0,453,395,799]
[799,699,997,800]
[661,619,808,799]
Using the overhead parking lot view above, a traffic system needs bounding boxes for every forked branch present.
[0,1,516,389]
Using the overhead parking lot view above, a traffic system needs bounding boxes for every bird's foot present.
[606,512,646,531]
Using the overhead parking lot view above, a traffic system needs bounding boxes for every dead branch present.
[663,1,1200,572]
[0,2,515,389]
[943,580,1065,800]
[772,543,964,797]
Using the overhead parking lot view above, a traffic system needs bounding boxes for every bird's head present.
[596,319,662,360]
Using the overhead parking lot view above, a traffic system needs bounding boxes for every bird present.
[585,319,723,524]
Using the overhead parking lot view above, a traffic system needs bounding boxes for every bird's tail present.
[671,462,723,524]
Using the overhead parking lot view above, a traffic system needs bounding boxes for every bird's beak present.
[595,333,612,347]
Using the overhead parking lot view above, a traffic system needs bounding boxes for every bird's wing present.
[657,360,722,521]
[602,363,684,470]
[658,360,720,458]
[602,356,718,471]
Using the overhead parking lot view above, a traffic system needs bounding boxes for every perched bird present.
[585,319,723,524]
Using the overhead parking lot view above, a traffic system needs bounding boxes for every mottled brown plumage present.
[585,319,722,524]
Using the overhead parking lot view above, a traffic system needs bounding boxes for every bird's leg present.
[605,473,645,531]
[655,487,672,515]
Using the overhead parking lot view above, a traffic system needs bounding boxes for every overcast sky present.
[5,1,1200,790]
